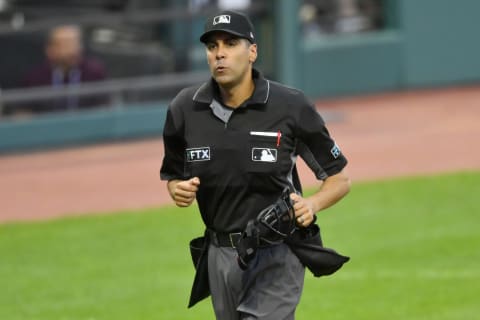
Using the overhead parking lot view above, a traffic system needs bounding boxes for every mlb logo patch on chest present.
[186,147,211,162]
[252,148,277,162]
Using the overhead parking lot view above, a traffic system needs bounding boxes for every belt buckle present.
[229,232,242,248]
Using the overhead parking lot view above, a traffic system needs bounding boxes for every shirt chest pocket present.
[246,131,283,173]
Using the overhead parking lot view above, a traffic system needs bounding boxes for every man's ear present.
[249,43,258,63]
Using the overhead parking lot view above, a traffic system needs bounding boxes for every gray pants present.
[207,243,305,320]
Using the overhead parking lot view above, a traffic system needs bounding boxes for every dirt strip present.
[0,85,479,223]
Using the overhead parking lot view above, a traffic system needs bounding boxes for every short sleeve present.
[160,106,187,181]
[295,100,347,180]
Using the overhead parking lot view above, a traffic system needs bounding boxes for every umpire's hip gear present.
[235,186,350,275]
[188,187,350,307]
[236,187,296,269]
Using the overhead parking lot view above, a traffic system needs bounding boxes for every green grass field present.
[1,171,479,320]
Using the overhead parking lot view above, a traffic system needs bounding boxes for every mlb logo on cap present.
[213,15,231,25]
[200,10,256,43]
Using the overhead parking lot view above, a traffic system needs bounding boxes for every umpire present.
[160,10,350,320]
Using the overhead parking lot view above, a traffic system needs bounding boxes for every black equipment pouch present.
[286,224,350,277]
[236,220,259,269]
[188,235,210,308]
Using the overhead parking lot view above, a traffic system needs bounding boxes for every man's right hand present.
[167,177,201,207]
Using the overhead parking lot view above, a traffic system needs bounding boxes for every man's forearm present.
[308,169,351,214]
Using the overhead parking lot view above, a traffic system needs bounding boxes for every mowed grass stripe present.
[1,171,478,320]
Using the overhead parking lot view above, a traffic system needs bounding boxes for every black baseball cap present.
[200,10,255,44]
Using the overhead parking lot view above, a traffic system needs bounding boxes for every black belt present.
[207,229,274,248]
[208,230,243,248]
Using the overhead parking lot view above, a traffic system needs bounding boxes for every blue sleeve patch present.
[330,143,341,159]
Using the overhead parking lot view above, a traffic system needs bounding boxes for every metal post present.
[274,0,301,88]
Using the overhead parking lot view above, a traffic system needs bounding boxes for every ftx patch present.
[186,147,210,162]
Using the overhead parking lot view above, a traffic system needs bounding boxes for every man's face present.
[204,32,257,88]
[46,26,83,70]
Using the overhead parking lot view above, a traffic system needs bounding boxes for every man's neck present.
[218,70,255,108]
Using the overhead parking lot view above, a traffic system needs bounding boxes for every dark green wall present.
[301,31,402,97]
[0,103,167,153]
[401,0,480,87]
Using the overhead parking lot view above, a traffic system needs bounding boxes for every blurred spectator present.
[189,0,251,11]
[217,0,250,10]
[18,25,107,113]
[335,0,372,33]
[189,0,213,12]
[299,3,330,38]
[299,0,384,38]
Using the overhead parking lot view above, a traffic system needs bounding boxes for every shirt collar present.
[192,68,270,106]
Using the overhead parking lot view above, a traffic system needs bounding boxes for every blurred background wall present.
[0,0,479,152]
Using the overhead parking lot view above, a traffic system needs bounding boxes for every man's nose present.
[216,44,226,59]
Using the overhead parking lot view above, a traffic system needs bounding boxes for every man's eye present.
[227,39,238,46]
